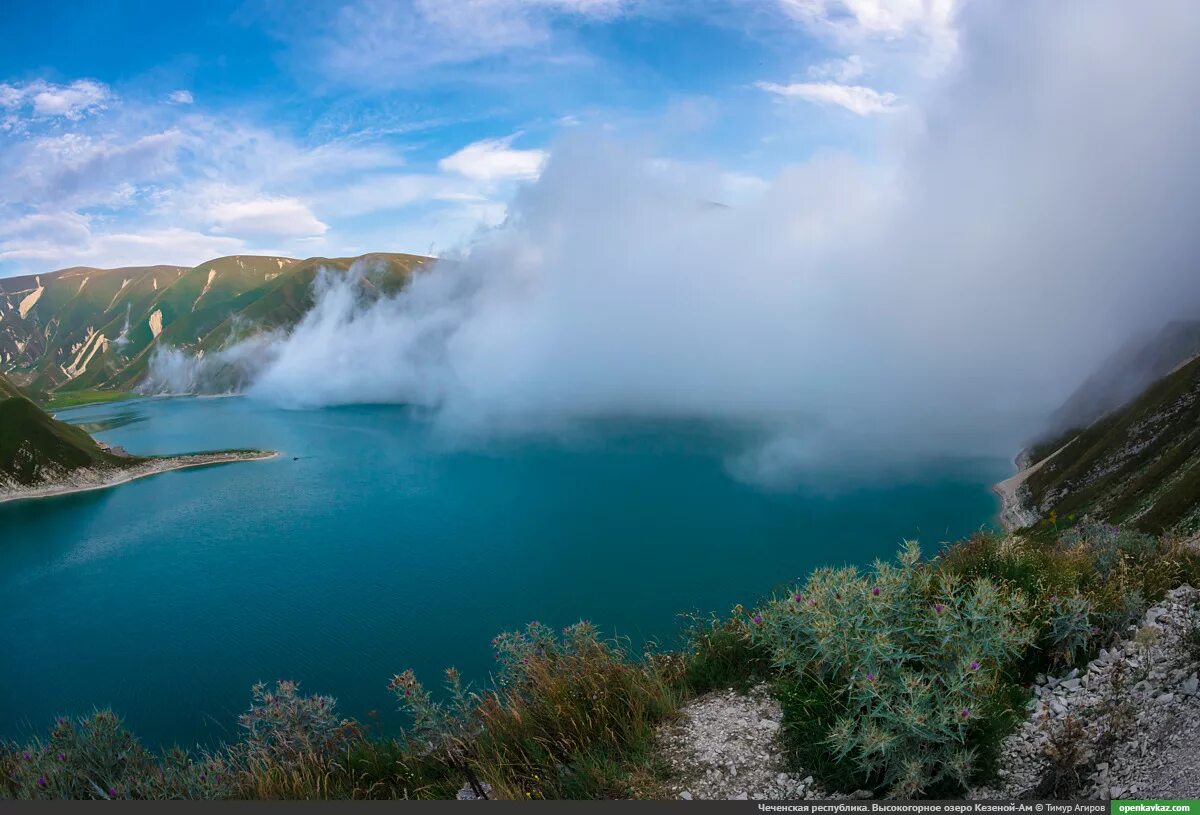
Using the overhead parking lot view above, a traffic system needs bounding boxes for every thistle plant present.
[236,680,358,771]
[1059,522,1156,579]
[1044,593,1095,669]
[390,620,684,799]
[751,542,1032,797]
[1,711,229,799]
[388,666,485,797]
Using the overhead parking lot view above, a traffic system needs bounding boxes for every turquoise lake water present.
[0,397,1008,747]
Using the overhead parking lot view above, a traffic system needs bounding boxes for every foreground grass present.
[4,523,1198,800]
[41,389,139,411]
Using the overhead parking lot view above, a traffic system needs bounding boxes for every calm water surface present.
[0,397,1007,746]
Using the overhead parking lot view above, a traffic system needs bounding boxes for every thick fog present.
[149,0,1200,484]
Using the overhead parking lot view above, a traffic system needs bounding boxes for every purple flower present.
[37,776,47,788]
[753,615,763,624]
[107,788,118,798]
[794,594,803,603]
[934,603,945,614]
[866,672,876,682]
[969,661,981,671]
[22,751,30,761]
[1049,595,1059,603]
[961,707,971,718]
[57,752,66,762]
[871,587,881,596]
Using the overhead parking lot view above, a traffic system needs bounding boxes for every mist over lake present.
[0,397,1005,748]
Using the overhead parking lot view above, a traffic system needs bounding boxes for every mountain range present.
[0,252,430,399]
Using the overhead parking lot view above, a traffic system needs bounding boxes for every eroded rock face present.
[970,585,1200,800]
[657,684,828,801]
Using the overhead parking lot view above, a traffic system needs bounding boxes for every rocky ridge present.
[970,584,1199,800]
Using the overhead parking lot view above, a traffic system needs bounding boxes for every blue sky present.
[0,0,957,276]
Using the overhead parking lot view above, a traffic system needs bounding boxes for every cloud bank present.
[155,0,1200,485]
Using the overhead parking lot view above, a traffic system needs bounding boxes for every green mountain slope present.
[1014,351,1200,535]
[1046,320,1200,434]
[0,372,134,489]
[0,252,431,398]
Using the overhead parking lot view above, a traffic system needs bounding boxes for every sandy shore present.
[993,437,1076,530]
[0,450,278,505]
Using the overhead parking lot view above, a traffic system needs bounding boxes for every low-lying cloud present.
[151,0,1200,486]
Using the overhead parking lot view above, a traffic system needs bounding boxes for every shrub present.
[236,680,358,767]
[1059,523,1155,579]
[0,711,228,800]
[752,542,1033,797]
[228,680,361,799]
[1044,593,1096,670]
[943,526,1200,676]
[1039,713,1089,798]
[391,621,685,800]
[680,608,771,693]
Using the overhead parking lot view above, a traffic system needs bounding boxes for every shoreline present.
[992,437,1077,530]
[0,450,279,505]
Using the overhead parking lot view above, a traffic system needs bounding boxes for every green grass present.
[1,376,137,487]
[1018,354,1200,535]
[41,390,139,411]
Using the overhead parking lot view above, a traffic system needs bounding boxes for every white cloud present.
[778,0,960,77]
[6,129,184,207]
[0,210,92,247]
[807,54,866,82]
[0,226,247,270]
[439,135,548,182]
[31,80,111,118]
[756,80,899,115]
[313,172,475,218]
[207,197,328,238]
[285,0,634,86]
[778,0,958,41]
[0,79,113,132]
[234,0,1200,478]
[0,84,23,108]
[167,89,194,105]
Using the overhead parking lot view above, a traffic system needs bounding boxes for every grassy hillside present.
[1017,352,1200,534]
[0,252,431,398]
[0,372,134,489]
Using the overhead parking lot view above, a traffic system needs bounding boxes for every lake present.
[0,397,1008,747]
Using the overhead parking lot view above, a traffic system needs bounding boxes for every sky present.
[0,0,957,277]
[7,0,1200,474]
